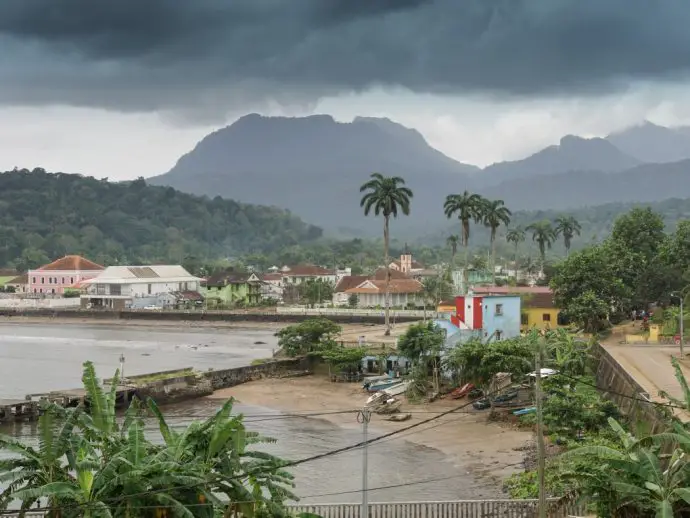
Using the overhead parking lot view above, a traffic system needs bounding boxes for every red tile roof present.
[262,273,283,281]
[7,274,28,284]
[372,268,410,280]
[346,279,423,294]
[522,292,557,309]
[334,275,368,293]
[284,264,333,276]
[471,286,552,295]
[0,269,18,277]
[37,255,104,272]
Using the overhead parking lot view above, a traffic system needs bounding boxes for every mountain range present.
[149,117,690,234]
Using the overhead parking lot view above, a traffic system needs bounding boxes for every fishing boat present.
[382,381,410,397]
[361,374,391,390]
[366,378,403,392]
[513,407,536,416]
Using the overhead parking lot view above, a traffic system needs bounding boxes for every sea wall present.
[593,342,667,434]
[131,358,311,405]
[0,308,423,324]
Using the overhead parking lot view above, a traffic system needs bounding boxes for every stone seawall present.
[0,308,423,324]
[131,358,310,406]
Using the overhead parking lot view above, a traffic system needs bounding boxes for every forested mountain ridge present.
[0,168,322,270]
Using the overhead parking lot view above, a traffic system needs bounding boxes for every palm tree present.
[446,235,459,266]
[554,215,582,256]
[506,227,525,280]
[481,199,512,284]
[443,191,485,292]
[360,173,413,335]
[526,220,556,272]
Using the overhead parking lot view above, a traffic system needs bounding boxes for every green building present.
[204,270,262,307]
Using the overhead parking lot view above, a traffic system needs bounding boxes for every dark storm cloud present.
[1,0,690,113]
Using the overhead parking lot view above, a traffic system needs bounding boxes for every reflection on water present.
[0,323,502,502]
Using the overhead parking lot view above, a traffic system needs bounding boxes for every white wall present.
[0,298,80,309]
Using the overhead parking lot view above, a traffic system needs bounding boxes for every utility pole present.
[535,348,546,518]
[360,407,371,518]
[119,353,126,384]
[672,291,686,358]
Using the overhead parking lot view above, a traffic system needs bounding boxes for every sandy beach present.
[209,376,532,490]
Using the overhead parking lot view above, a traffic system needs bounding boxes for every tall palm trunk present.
[490,229,496,285]
[383,215,391,335]
[462,220,470,294]
[514,243,518,280]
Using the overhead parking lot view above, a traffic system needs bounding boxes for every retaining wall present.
[593,342,668,434]
[125,358,310,405]
[0,308,423,324]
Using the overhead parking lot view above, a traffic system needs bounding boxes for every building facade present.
[469,286,566,331]
[81,265,201,310]
[343,278,423,308]
[451,294,521,342]
[29,255,104,295]
[204,270,261,306]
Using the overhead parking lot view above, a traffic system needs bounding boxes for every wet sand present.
[209,376,532,489]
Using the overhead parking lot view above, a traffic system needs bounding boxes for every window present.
[542,313,551,322]
[62,277,65,284]
[51,289,55,294]
[521,313,529,325]
[71,277,74,284]
[148,284,152,295]
[495,304,503,315]
[41,277,44,284]
[48,278,52,284]
[32,277,36,284]
[110,284,121,296]
[96,284,106,295]
[495,330,503,340]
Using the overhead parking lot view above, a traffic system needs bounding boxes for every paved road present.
[602,342,690,421]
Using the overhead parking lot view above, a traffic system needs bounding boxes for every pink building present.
[28,255,104,295]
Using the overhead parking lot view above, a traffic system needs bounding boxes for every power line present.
[1,391,491,515]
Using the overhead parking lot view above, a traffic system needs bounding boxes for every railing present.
[2,499,586,518]
[288,499,585,517]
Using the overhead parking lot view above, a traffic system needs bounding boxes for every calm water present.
[0,323,501,503]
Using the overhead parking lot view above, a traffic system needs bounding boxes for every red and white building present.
[28,255,104,295]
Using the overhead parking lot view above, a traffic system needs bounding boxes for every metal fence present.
[288,499,585,517]
[2,499,586,517]
[276,307,441,318]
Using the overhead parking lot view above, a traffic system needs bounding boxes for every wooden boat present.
[375,399,402,415]
[362,374,391,389]
[386,413,411,422]
[513,407,536,416]
[382,381,410,397]
[366,379,403,392]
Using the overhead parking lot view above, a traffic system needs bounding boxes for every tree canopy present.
[0,168,322,269]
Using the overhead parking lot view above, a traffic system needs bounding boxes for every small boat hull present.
[367,379,403,392]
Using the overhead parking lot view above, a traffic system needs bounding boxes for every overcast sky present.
[2,0,690,179]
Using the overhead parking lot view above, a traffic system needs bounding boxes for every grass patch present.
[127,368,195,385]
[250,358,274,366]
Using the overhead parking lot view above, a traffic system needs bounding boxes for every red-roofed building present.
[28,255,104,295]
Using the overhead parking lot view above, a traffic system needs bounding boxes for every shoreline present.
[208,375,532,492]
[0,315,411,345]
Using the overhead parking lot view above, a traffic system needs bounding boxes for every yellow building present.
[521,292,567,331]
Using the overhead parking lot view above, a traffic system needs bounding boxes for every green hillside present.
[0,168,322,270]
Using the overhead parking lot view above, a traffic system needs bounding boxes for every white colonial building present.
[81,265,202,310]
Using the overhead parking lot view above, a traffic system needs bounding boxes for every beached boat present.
[386,413,411,422]
[365,391,388,406]
[513,407,536,416]
[382,381,410,397]
[366,378,403,392]
[375,399,402,415]
[362,374,391,390]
